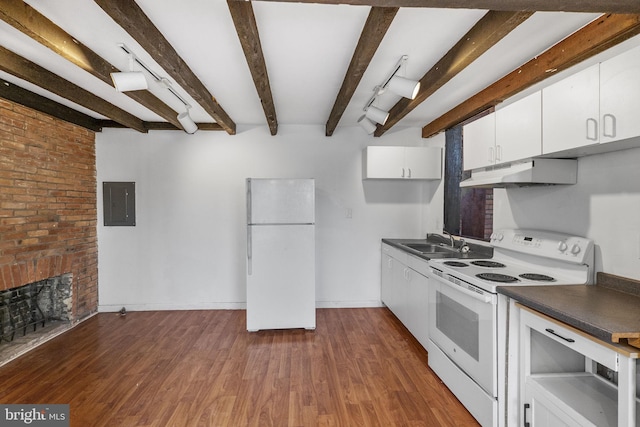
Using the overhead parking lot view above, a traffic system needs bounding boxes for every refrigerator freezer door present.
[246,224,315,331]
[247,179,315,224]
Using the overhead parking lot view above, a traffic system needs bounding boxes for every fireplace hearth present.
[0,274,72,365]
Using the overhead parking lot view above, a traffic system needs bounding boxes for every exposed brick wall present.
[0,98,97,320]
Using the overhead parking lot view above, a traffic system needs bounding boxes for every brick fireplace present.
[0,98,98,360]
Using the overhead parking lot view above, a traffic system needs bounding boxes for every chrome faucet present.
[443,230,455,248]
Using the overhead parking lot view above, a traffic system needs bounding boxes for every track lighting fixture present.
[358,55,420,132]
[112,43,198,134]
[177,108,198,134]
[111,51,148,92]
[111,71,148,92]
[387,75,420,100]
[357,115,377,134]
[364,105,389,126]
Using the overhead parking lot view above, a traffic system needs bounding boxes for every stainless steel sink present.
[402,243,456,253]
[384,234,493,260]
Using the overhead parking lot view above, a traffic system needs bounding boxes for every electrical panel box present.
[103,182,135,226]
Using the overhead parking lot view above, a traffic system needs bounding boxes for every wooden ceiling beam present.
[228,1,278,135]
[421,13,640,138]
[0,46,147,132]
[0,0,184,131]
[325,7,398,136]
[101,121,225,131]
[94,0,236,135]
[245,0,640,14]
[0,78,104,132]
[375,10,532,137]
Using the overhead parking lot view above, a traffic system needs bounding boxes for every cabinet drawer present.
[382,243,408,263]
[407,254,430,277]
[520,306,619,371]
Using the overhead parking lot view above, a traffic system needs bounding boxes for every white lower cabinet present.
[525,379,582,427]
[381,243,408,324]
[405,256,430,349]
[381,250,395,315]
[381,243,430,350]
[519,305,639,427]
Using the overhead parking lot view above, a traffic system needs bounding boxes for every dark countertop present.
[498,272,640,347]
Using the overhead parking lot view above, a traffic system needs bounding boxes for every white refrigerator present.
[246,178,316,331]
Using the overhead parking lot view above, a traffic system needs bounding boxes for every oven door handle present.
[432,275,493,304]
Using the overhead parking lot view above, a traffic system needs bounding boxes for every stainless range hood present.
[460,158,577,188]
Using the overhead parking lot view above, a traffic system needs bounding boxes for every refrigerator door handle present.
[246,180,252,224]
[246,180,253,275]
[247,226,252,275]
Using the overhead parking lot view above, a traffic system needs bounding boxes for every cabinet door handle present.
[407,168,412,178]
[496,145,502,161]
[602,113,616,138]
[524,403,530,427]
[401,168,405,178]
[545,328,575,343]
[488,146,494,163]
[586,118,598,141]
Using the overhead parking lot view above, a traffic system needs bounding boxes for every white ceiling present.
[0,1,600,133]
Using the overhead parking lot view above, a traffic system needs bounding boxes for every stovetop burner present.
[519,273,555,282]
[476,272,519,283]
[471,260,506,268]
[443,261,468,267]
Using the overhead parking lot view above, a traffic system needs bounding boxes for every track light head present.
[365,106,389,126]
[357,115,377,134]
[387,75,420,100]
[177,110,198,134]
[110,71,148,92]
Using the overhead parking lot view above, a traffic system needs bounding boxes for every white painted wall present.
[493,146,640,280]
[96,125,444,311]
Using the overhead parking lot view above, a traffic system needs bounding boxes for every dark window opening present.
[443,125,493,241]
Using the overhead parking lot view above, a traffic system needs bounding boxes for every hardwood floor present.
[0,308,479,426]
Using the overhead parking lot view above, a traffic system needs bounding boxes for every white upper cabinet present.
[599,44,640,145]
[463,112,495,171]
[363,146,441,180]
[463,91,542,171]
[404,147,442,179]
[463,44,640,167]
[543,44,640,156]
[496,91,543,164]
[542,64,601,155]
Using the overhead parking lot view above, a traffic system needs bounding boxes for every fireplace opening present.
[0,273,72,364]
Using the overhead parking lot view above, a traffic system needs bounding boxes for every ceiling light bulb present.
[387,75,420,100]
[365,106,389,126]
[177,111,198,134]
[357,115,377,134]
[110,71,148,92]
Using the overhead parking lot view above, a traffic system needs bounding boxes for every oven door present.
[428,272,497,397]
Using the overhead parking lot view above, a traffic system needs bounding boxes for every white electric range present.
[426,229,595,427]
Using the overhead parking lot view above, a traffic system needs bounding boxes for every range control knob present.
[571,244,581,255]
[495,233,504,242]
[558,241,568,252]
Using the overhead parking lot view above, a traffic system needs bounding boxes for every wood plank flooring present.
[0,308,479,426]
